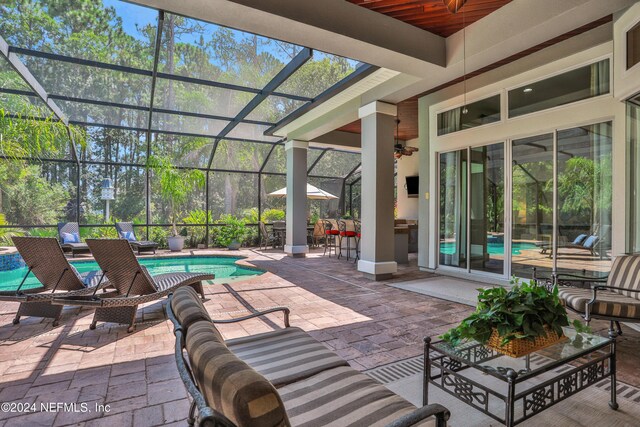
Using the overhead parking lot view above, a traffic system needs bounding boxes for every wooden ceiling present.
[347,0,513,38]
[338,15,613,141]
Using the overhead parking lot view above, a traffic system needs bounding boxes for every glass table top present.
[431,328,612,382]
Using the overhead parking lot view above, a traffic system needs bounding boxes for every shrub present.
[261,208,285,223]
[214,214,247,247]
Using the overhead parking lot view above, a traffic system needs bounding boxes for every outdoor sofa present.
[115,222,159,254]
[167,286,450,427]
[0,237,112,326]
[53,239,214,332]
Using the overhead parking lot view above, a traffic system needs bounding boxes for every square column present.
[285,140,309,257]
[357,101,398,280]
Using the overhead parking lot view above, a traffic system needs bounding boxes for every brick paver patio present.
[0,248,638,426]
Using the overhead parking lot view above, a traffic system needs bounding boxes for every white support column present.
[357,101,398,280]
[285,139,309,257]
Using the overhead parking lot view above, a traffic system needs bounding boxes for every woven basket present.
[487,326,565,358]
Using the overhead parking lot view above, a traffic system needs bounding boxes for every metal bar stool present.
[353,219,361,263]
[338,219,357,261]
[322,219,339,257]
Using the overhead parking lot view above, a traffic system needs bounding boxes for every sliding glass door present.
[437,121,613,278]
[439,150,467,269]
[439,143,504,276]
[511,134,554,277]
[555,123,612,274]
[470,144,505,274]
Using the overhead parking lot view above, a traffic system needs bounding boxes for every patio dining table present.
[272,225,315,250]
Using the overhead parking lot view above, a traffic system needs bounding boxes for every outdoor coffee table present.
[423,329,617,426]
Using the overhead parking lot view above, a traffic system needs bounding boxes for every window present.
[437,95,500,136]
[508,59,610,118]
[628,21,640,70]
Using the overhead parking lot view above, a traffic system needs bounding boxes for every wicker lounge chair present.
[0,237,111,326]
[54,239,214,332]
[58,222,90,257]
[115,222,159,254]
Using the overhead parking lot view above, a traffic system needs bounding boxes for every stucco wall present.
[396,139,420,220]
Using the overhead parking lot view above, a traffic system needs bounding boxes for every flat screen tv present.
[406,176,419,198]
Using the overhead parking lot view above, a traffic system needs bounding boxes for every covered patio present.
[2,0,640,426]
[1,248,639,426]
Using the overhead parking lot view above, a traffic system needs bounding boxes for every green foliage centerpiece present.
[441,278,570,358]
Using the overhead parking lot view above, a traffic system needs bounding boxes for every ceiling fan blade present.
[443,0,467,14]
[406,146,419,153]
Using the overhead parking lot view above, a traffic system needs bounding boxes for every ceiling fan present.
[393,120,419,159]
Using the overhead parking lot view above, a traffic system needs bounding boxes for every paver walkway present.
[0,248,637,426]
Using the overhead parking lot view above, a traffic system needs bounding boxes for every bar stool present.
[338,219,357,261]
[353,219,361,263]
[322,219,339,257]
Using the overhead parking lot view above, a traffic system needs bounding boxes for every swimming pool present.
[0,256,263,292]
[440,241,538,256]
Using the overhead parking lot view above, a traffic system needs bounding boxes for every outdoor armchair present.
[57,222,90,257]
[556,254,640,337]
[53,239,214,332]
[0,237,111,326]
[258,221,278,250]
[115,222,159,254]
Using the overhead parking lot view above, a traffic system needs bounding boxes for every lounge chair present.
[115,222,159,255]
[539,233,600,257]
[58,222,90,257]
[54,239,214,332]
[0,237,111,326]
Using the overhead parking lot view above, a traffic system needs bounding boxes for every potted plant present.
[215,214,247,250]
[148,156,205,252]
[441,278,570,358]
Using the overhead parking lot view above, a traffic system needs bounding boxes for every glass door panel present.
[470,143,505,274]
[630,101,640,254]
[556,122,612,275]
[511,134,554,277]
[439,150,467,269]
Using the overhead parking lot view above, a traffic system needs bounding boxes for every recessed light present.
[523,87,533,93]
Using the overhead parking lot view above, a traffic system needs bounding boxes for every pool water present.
[0,256,263,292]
[440,242,538,256]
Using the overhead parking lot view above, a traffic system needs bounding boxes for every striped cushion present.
[171,287,213,334]
[186,321,290,427]
[227,328,349,388]
[278,366,435,427]
[559,287,640,319]
[607,255,640,299]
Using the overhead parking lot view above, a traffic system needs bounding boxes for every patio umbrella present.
[268,183,338,200]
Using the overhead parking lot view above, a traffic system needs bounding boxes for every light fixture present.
[443,0,468,14]
[523,87,533,93]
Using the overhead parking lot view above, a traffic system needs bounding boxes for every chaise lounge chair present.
[54,239,214,332]
[0,237,111,326]
[115,222,159,255]
[539,233,600,257]
[58,222,90,257]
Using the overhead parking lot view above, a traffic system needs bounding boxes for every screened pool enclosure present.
[0,0,369,247]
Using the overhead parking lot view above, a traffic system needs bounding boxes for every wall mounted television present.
[406,176,419,198]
